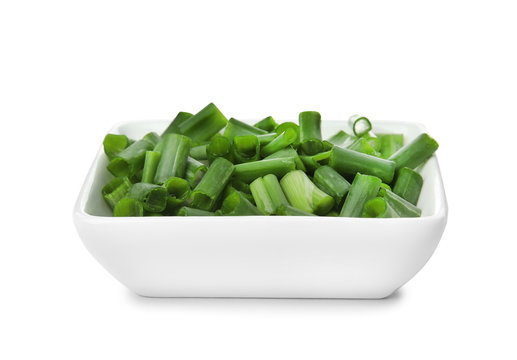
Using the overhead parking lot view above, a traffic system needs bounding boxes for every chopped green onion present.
[275,122,300,146]
[262,174,289,211]
[221,191,263,215]
[107,134,156,177]
[207,134,233,163]
[299,111,323,155]
[300,155,321,174]
[380,188,422,217]
[322,140,334,152]
[380,183,392,192]
[102,176,132,208]
[347,137,378,156]
[103,134,130,160]
[164,177,191,209]
[189,144,208,160]
[177,103,228,143]
[250,177,275,215]
[313,165,351,206]
[113,197,144,217]
[340,173,382,217]
[264,148,306,171]
[362,197,399,218]
[128,183,168,212]
[329,146,396,183]
[177,207,215,216]
[254,116,278,132]
[378,134,404,158]
[327,130,356,147]
[276,204,316,216]
[230,178,252,195]
[388,133,439,171]
[153,139,164,154]
[280,170,334,215]
[349,115,372,137]
[260,128,297,157]
[162,111,193,136]
[185,157,207,187]
[141,151,161,183]
[256,133,278,145]
[392,167,424,205]
[154,134,191,184]
[142,132,160,147]
[233,135,260,163]
[223,118,267,139]
[190,157,234,211]
[234,158,296,183]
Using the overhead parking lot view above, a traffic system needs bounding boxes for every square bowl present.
[73,120,447,299]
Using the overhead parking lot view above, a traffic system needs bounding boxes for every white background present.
[1,1,516,359]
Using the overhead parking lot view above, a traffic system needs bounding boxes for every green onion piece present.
[254,116,278,132]
[313,165,351,206]
[177,103,228,143]
[280,170,334,215]
[221,192,263,216]
[276,204,316,216]
[264,148,306,171]
[164,177,191,209]
[103,134,130,159]
[262,174,289,211]
[153,139,164,154]
[185,157,207,187]
[142,132,160,147]
[130,169,143,184]
[300,155,321,174]
[177,207,215,216]
[230,178,252,194]
[260,128,297,157]
[207,134,233,163]
[102,176,132,208]
[311,150,332,163]
[233,135,260,163]
[162,111,194,136]
[347,137,379,156]
[322,140,334,152]
[388,133,439,171]
[362,197,400,218]
[250,177,275,215]
[223,118,268,139]
[349,115,372,137]
[128,183,168,212]
[189,144,208,160]
[275,122,300,147]
[190,157,234,211]
[154,134,191,184]
[380,183,392,192]
[234,158,296,183]
[392,167,424,205]
[380,188,422,217]
[256,133,278,145]
[141,151,161,183]
[299,111,323,155]
[363,133,381,152]
[326,210,340,217]
[340,173,382,217]
[329,146,396,183]
[378,134,404,158]
[223,185,255,205]
[107,135,156,177]
[327,130,355,147]
[113,197,144,217]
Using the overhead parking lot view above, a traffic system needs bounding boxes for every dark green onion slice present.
[299,111,323,155]
[254,116,278,132]
[349,114,372,137]
[388,133,439,171]
[103,134,130,160]
[162,112,193,136]
[102,176,132,208]
[113,197,144,217]
[340,173,382,217]
[233,158,296,183]
[177,103,228,143]
[177,207,215,216]
[221,192,263,216]
[223,118,267,139]
[190,157,234,211]
[154,134,191,184]
[127,183,167,213]
[260,128,297,157]
[392,167,423,205]
[141,151,161,183]
[313,165,351,206]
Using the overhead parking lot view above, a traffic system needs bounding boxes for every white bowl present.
[73,120,447,299]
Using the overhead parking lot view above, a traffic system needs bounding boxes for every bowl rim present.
[74,119,448,223]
